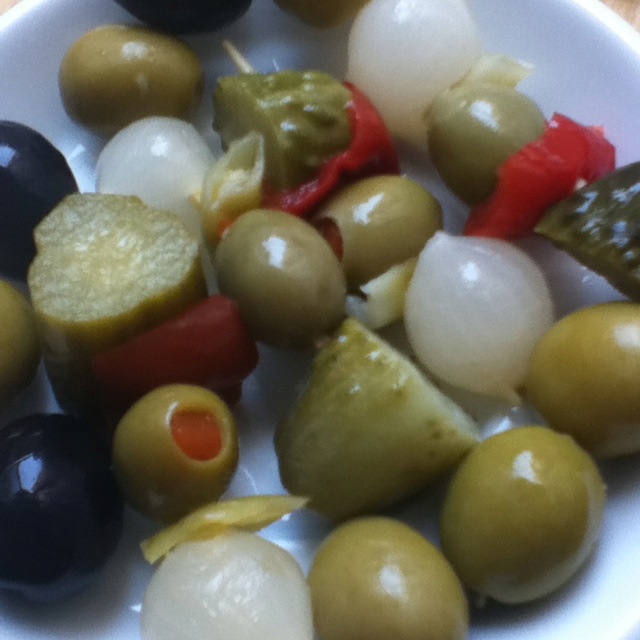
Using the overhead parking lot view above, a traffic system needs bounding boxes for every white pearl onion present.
[140,531,314,640]
[347,0,482,144]
[404,231,555,402]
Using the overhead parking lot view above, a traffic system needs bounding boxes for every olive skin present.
[0,281,40,409]
[115,0,252,34]
[525,302,640,458]
[112,384,239,523]
[214,209,347,348]
[428,83,545,205]
[59,25,203,136]
[0,121,78,278]
[440,426,606,604]
[315,176,442,290]
[308,517,469,640]
[273,0,369,28]
[0,414,124,602]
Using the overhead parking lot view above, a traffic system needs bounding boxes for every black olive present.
[0,121,78,279]
[113,0,253,34]
[0,414,123,602]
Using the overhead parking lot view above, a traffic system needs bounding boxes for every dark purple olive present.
[0,413,123,602]
[0,121,78,279]
[114,0,253,34]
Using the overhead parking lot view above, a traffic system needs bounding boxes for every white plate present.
[1,0,640,638]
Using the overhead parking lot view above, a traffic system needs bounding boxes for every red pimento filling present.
[170,410,223,461]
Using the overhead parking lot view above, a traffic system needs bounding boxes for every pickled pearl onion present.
[140,532,314,640]
[404,232,555,402]
[347,0,482,143]
[96,116,215,240]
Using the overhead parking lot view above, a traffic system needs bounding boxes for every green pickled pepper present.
[213,70,352,190]
[536,161,640,300]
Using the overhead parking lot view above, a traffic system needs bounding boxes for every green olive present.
[308,517,468,640]
[428,83,545,205]
[273,0,369,28]
[440,425,606,604]
[314,176,442,289]
[0,281,40,408]
[525,302,640,458]
[214,209,346,348]
[59,25,203,136]
[112,384,239,523]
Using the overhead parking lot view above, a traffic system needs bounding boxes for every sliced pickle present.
[536,162,640,300]
[274,318,480,521]
[213,70,351,189]
[28,193,206,423]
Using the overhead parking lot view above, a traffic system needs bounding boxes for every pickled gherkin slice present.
[274,318,480,520]
[536,162,640,300]
[213,70,352,190]
[28,193,207,423]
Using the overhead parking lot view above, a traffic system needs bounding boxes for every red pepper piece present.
[463,113,616,239]
[92,295,259,423]
[262,82,400,217]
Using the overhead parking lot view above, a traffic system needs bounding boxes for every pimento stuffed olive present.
[112,384,239,523]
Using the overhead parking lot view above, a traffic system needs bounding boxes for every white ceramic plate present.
[1,0,640,638]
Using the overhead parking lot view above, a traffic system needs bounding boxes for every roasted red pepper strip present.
[91,295,259,422]
[262,82,400,217]
[463,113,616,239]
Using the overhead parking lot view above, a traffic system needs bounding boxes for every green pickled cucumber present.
[536,162,640,300]
[274,318,480,520]
[213,70,351,190]
[28,193,207,423]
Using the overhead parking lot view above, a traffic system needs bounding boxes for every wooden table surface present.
[0,0,639,26]
[605,0,640,25]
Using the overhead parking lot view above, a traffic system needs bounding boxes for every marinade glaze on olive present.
[0,414,124,602]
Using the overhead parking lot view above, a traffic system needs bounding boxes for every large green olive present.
[273,0,369,28]
[59,25,203,136]
[214,209,346,348]
[525,302,640,458]
[314,175,442,289]
[0,281,40,409]
[308,517,468,640]
[428,83,545,205]
[112,384,239,523]
[440,426,606,604]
